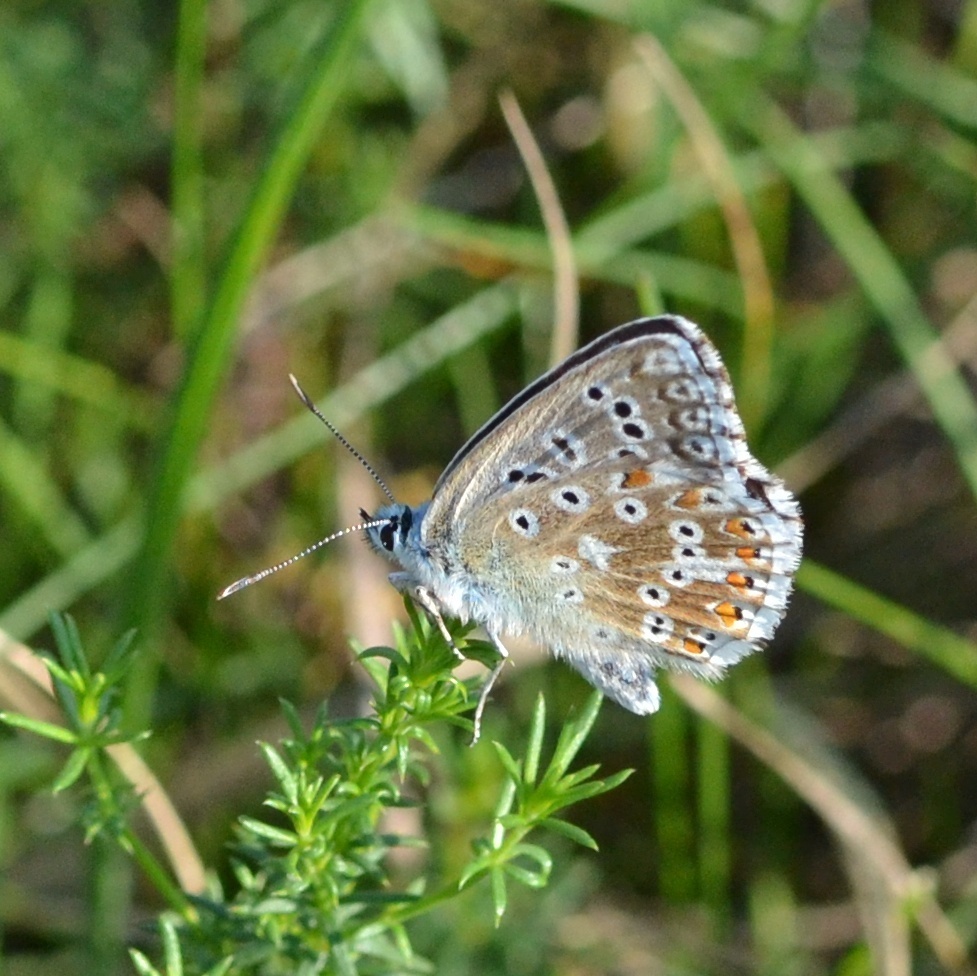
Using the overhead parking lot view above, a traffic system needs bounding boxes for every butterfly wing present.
[422,315,802,711]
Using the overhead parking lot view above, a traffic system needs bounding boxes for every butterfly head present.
[361,502,428,566]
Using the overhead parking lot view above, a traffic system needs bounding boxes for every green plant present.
[4,1,977,972]
[1,609,628,975]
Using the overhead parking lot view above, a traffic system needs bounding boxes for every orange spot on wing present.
[736,546,762,561]
[683,637,707,655]
[674,488,701,508]
[726,571,754,591]
[623,469,652,488]
[725,518,758,539]
[714,601,743,627]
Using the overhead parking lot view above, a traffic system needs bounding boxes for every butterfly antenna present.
[289,374,396,504]
[217,517,390,600]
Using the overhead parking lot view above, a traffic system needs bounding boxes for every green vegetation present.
[1,0,976,973]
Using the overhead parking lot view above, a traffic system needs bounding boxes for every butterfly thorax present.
[368,501,500,628]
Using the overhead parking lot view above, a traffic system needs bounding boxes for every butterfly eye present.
[379,520,397,552]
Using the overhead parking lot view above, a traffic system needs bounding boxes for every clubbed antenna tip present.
[217,518,390,600]
[289,374,395,504]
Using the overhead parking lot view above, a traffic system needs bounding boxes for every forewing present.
[427,316,746,531]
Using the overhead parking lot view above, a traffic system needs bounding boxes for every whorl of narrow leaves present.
[1,610,629,975]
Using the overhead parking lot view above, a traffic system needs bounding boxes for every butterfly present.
[221,315,803,742]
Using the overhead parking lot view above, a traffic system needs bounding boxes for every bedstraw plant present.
[1,607,628,976]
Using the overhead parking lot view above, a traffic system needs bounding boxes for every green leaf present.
[101,627,139,681]
[161,915,184,976]
[497,814,524,830]
[50,613,89,678]
[458,860,489,890]
[557,763,602,790]
[456,638,500,670]
[43,664,82,728]
[52,747,90,792]
[389,921,419,970]
[540,817,599,851]
[238,817,297,847]
[523,693,546,786]
[504,862,549,889]
[359,645,410,670]
[279,698,306,739]
[331,941,359,976]
[128,949,160,976]
[40,657,74,688]
[340,890,422,905]
[258,742,296,801]
[357,652,390,693]
[491,741,523,786]
[570,769,633,799]
[598,769,633,791]
[409,726,440,755]
[251,897,299,914]
[378,833,428,849]
[491,779,517,848]
[401,597,425,638]
[556,780,623,807]
[507,842,552,887]
[490,867,508,925]
[545,690,603,784]
[0,711,77,744]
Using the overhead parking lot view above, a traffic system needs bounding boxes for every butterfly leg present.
[407,583,465,663]
[390,573,505,744]
[471,631,510,745]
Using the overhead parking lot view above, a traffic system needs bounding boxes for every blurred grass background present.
[1,0,977,973]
